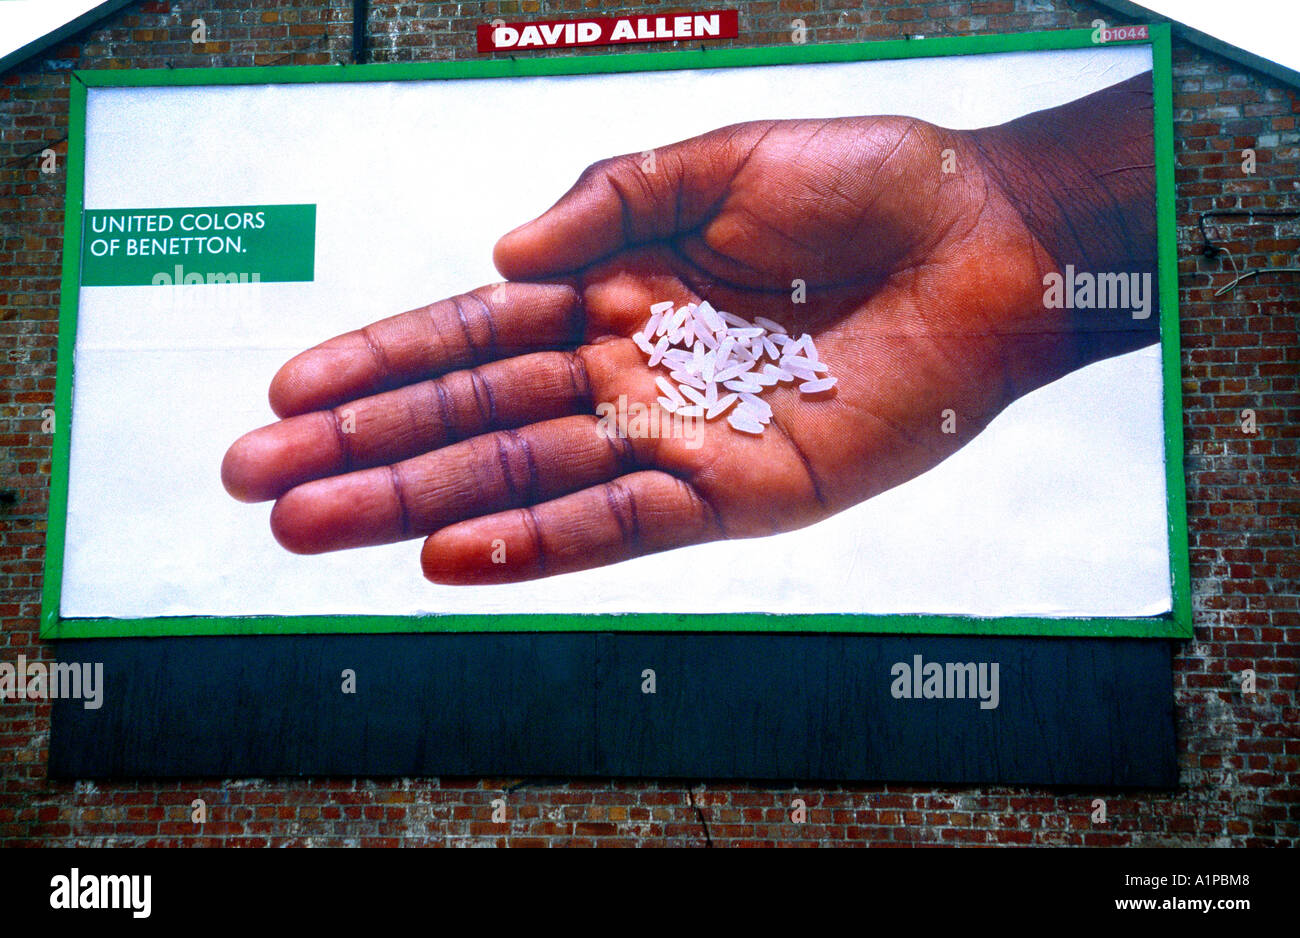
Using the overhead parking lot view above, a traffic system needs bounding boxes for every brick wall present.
[1,0,1296,846]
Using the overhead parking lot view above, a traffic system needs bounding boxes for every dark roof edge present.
[1090,0,1300,91]
[0,0,139,77]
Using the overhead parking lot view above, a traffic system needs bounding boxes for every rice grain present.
[635,300,835,438]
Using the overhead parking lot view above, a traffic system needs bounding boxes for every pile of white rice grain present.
[631,300,836,435]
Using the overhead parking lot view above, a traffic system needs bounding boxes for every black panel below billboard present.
[49,634,1176,786]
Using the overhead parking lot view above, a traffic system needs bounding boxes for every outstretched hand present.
[223,77,1155,584]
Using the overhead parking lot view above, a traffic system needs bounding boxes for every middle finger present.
[222,350,595,503]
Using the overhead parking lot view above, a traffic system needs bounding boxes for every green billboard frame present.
[42,25,1192,639]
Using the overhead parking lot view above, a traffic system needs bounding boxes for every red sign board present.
[476,11,740,53]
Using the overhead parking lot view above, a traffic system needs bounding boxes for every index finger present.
[268,282,583,418]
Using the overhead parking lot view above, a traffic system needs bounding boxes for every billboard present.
[42,28,1189,639]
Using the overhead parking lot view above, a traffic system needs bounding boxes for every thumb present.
[492,120,776,280]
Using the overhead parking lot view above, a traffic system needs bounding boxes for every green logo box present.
[80,203,316,286]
